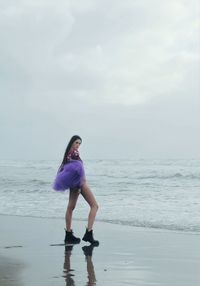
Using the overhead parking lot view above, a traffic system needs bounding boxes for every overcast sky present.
[0,0,199,160]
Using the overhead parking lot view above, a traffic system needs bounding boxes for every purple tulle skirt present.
[53,160,85,191]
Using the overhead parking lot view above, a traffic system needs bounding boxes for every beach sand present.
[0,215,199,286]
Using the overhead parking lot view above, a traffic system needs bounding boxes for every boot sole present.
[82,238,99,246]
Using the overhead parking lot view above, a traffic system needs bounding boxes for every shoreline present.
[0,213,199,236]
[0,215,200,286]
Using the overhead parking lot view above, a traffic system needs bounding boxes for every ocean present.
[0,159,200,234]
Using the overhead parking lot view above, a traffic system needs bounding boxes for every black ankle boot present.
[64,229,81,244]
[82,229,99,246]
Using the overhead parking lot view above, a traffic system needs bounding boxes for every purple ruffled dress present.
[53,150,85,191]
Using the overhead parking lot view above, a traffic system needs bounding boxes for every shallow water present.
[0,158,200,233]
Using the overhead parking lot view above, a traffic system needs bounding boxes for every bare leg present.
[81,182,99,230]
[65,189,80,230]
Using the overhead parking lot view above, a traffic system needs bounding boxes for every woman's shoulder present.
[67,149,81,161]
[68,148,79,156]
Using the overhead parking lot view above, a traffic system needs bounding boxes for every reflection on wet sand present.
[63,245,75,286]
[82,245,97,286]
[63,245,98,286]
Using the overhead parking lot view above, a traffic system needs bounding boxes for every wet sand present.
[0,215,200,286]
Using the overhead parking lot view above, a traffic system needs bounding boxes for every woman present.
[53,135,99,245]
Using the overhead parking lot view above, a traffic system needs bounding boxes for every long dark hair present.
[58,135,82,171]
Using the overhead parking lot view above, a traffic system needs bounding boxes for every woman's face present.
[72,139,82,150]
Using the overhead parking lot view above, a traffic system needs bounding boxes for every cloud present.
[0,0,199,108]
[0,0,199,159]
